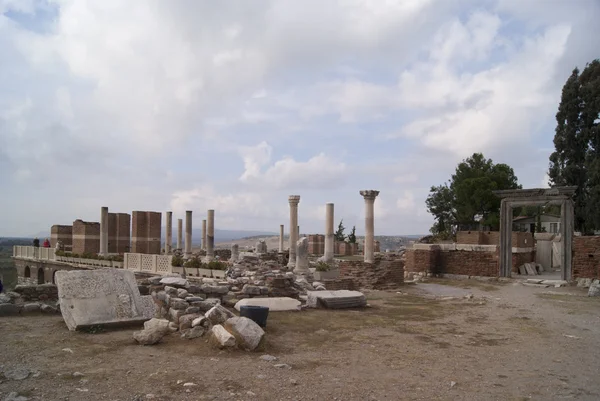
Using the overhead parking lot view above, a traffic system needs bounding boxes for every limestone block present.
[224,317,265,351]
[588,284,600,297]
[179,313,202,331]
[168,308,184,325]
[209,324,236,348]
[234,297,301,312]
[192,316,208,328]
[177,288,189,299]
[55,269,155,331]
[22,303,41,314]
[181,325,206,339]
[160,277,189,288]
[164,286,178,297]
[201,285,229,295]
[243,284,262,295]
[133,318,170,345]
[306,290,367,309]
[205,304,236,325]
[169,298,189,310]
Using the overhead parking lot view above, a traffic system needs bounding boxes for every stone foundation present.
[338,257,404,290]
[13,284,58,302]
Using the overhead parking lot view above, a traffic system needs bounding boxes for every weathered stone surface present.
[0,303,20,316]
[164,286,178,297]
[3,391,30,401]
[191,299,221,312]
[0,293,11,303]
[133,318,170,345]
[21,303,41,314]
[181,325,206,339]
[169,298,189,310]
[205,304,235,325]
[589,284,600,297]
[185,306,200,314]
[55,269,155,331]
[160,277,189,288]
[234,297,301,312]
[187,284,202,294]
[243,284,262,295]
[185,296,204,303]
[40,304,58,314]
[177,288,189,299]
[201,285,229,295]
[168,308,184,324]
[209,324,236,348]
[306,290,367,309]
[224,317,265,351]
[192,316,208,328]
[178,313,202,331]
[3,368,29,380]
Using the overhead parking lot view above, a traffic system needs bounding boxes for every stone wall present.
[405,248,439,274]
[13,284,58,302]
[51,225,73,250]
[321,278,356,291]
[214,249,232,260]
[132,211,162,254]
[72,219,100,255]
[338,258,404,290]
[108,212,131,254]
[455,231,532,247]
[512,251,536,273]
[335,241,358,256]
[308,235,324,255]
[573,236,600,279]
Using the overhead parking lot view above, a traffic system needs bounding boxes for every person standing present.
[33,237,40,258]
[43,238,50,248]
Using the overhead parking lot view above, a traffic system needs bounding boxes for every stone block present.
[224,317,265,351]
[234,297,301,312]
[22,303,41,314]
[306,290,367,309]
[209,324,236,348]
[55,269,155,331]
[169,298,189,310]
[205,304,235,325]
[160,277,188,288]
[179,313,201,331]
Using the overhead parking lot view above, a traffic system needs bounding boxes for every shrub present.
[207,260,227,271]
[171,255,184,267]
[184,257,201,268]
[55,250,65,257]
[315,262,330,272]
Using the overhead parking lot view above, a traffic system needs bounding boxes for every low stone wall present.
[455,231,533,247]
[13,284,59,302]
[214,249,231,260]
[338,258,404,290]
[573,236,600,279]
[322,278,356,291]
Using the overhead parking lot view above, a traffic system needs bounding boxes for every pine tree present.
[347,226,357,243]
[334,219,346,242]
[549,59,600,233]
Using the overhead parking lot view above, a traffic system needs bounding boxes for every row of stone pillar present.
[166,210,214,260]
[281,190,380,269]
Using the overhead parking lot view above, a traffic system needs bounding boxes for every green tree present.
[549,59,600,233]
[334,219,346,242]
[426,153,520,235]
[347,226,357,243]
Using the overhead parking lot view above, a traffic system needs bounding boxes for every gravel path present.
[0,280,598,401]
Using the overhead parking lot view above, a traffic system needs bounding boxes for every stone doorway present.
[494,187,576,281]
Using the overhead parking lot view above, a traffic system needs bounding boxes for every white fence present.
[124,253,173,274]
[13,246,56,261]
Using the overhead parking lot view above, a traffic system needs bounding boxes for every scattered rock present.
[3,392,29,401]
[3,368,30,381]
[21,303,41,314]
[192,316,208,328]
[274,364,292,369]
[183,382,197,387]
[133,318,170,345]
[62,348,74,353]
[40,304,58,314]
[160,277,189,288]
[450,381,457,388]
[169,298,189,310]
[168,322,179,333]
[177,288,190,298]
[205,305,235,325]
[185,307,200,315]
[209,325,237,348]
[181,326,206,339]
[260,355,278,362]
[224,317,265,351]
[72,372,85,377]
[185,297,204,303]
[588,284,600,297]
[290,379,298,385]
[179,314,202,331]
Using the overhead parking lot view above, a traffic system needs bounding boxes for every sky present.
[1,0,599,237]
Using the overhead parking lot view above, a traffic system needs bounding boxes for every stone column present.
[294,237,310,273]
[165,211,173,254]
[177,219,183,250]
[99,206,108,256]
[279,224,284,252]
[360,190,380,263]
[184,210,192,259]
[202,219,207,251]
[207,209,215,261]
[324,203,334,262]
[297,226,300,238]
[230,244,239,262]
[287,195,301,268]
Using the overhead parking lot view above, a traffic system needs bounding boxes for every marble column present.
[324,203,334,262]
[99,206,108,256]
[279,224,284,252]
[294,237,310,273]
[287,195,300,268]
[184,211,192,259]
[207,209,215,261]
[202,219,207,251]
[230,244,239,262]
[165,211,173,254]
[177,219,183,249]
[360,190,380,263]
[297,226,300,238]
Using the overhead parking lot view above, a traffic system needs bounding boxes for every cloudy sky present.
[1,0,599,237]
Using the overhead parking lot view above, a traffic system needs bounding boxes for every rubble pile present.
[0,285,61,316]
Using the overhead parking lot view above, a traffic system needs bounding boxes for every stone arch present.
[24,265,31,278]
[37,267,45,284]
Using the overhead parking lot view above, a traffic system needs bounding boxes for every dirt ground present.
[1,280,599,401]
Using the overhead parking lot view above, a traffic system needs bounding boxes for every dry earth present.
[1,280,599,401]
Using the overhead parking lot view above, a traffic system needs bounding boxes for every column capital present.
[360,190,380,201]
[288,195,301,205]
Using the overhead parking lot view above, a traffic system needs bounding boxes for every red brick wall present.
[108,213,130,254]
[308,234,324,255]
[132,211,161,254]
[405,248,439,273]
[455,231,532,247]
[322,278,356,291]
[482,231,500,245]
[339,258,404,289]
[442,250,498,276]
[512,251,536,273]
[72,219,100,255]
[457,231,483,244]
[573,236,600,279]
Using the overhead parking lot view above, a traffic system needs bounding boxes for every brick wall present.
[456,231,483,244]
[132,211,162,254]
[50,225,72,250]
[573,236,600,279]
[405,247,440,274]
[338,258,404,289]
[72,219,100,255]
[108,213,130,254]
[335,241,358,256]
[322,278,356,291]
[442,250,498,277]
[512,251,536,273]
[308,234,324,255]
[455,231,532,247]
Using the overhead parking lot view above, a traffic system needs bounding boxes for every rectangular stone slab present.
[234,297,301,312]
[306,290,367,309]
[55,269,156,331]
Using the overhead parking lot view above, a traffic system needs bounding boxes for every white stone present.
[205,304,235,325]
[224,316,265,351]
[588,284,600,297]
[306,290,367,309]
[55,269,155,331]
[260,355,278,362]
[209,324,236,348]
[133,318,170,345]
[234,297,301,312]
[160,277,189,287]
[293,237,310,273]
[540,280,568,287]
[191,316,208,327]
